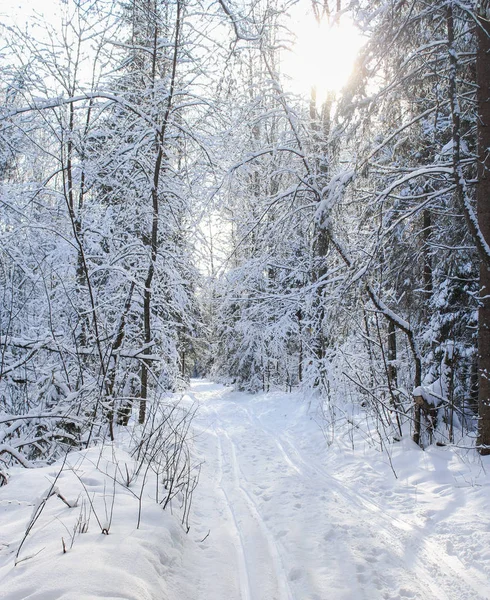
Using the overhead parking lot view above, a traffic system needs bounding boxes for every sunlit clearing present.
[283,14,364,104]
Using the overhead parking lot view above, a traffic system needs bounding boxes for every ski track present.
[216,429,253,600]
[219,426,294,600]
[187,381,490,600]
[247,411,490,600]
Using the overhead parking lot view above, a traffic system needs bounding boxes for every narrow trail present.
[185,380,490,600]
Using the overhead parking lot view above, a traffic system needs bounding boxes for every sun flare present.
[282,13,364,104]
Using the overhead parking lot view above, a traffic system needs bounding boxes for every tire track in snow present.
[274,429,490,600]
[220,428,295,600]
[214,412,294,600]
[214,399,384,599]
[215,431,253,600]
[212,401,358,600]
[241,403,489,600]
[196,384,489,600]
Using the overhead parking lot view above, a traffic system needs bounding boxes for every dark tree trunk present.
[297,309,303,384]
[476,7,490,455]
[139,0,182,424]
[387,320,398,390]
[423,209,432,300]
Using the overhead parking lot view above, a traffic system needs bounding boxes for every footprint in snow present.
[446,540,455,555]
[356,563,367,583]
[79,477,101,487]
[288,567,303,581]
[323,529,335,541]
[365,554,377,564]
[398,589,416,598]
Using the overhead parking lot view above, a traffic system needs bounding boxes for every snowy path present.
[185,380,490,600]
[1,380,488,599]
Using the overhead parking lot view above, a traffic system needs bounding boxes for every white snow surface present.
[2,379,490,599]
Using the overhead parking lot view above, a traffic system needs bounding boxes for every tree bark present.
[387,320,398,390]
[422,209,432,301]
[476,5,490,454]
[139,0,182,424]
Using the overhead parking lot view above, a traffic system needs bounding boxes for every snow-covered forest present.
[1,0,490,598]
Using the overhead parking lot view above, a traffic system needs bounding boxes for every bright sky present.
[1,0,60,24]
[281,6,364,103]
[1,0,364,104]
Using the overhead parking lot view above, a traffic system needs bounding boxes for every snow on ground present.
[1,379,490,599]
[185,380,490,600]
[0,444,192,600]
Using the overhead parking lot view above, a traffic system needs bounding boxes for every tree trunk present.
[387,320,398,390]
[139,0,182,424]
[476,5,490,455]
[297,309,303,384]
[422,209,432,301]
